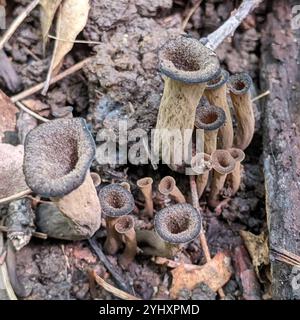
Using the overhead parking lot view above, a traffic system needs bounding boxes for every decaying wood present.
[260,0,300,299]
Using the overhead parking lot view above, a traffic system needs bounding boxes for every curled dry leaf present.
[170,252,232,298]
[0,144,28,200]
[51,0,90,72]
[0,90,18,142]
[39,0,62,52]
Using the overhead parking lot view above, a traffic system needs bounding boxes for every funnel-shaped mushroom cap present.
[0,144,28,199]
[23,118,95,197]
[158,176,176,195]
[195,104,226,131]
[211,150,236,174]
[115,215,134,234]
[99,184,135,218]
[154,203,202,244]
[228,72,252,95]
[206,69,229,90]
[190,153,212,175]
[159,36,220,83]
[228,148,245,163]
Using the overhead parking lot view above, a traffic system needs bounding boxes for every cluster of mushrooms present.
[0,35,255,272]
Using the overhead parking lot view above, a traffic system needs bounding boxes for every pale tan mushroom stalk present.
[228,72,254,150]
[137,204,202,258]
[154,36,220,171]
[204,69,233,149]
[114,216,137,269]
[190,153,212,199]
[90,172,101,187]
[136,177,154,218]
[158,176,186,204]
[98,184,135,255]
[226,148,245,196]
[24,118,101,240]
[208,150,236,208]
[195,103,226,155]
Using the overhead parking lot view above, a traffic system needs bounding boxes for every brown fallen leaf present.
[170,252,232,298]
[0,144,28,200]
[0,90,18,142]
[22,99,50,113]
[39,0,62,52]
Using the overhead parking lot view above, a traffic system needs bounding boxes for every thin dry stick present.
[205,0,263,51]
[91,270,141,300]
[48,34,102,45]
[181,0,202,31]
[252,90,270,102]
[11,57,92,103]
[189,175,225,299]
[15,101,49,122]
[0,0,40,50]
[0,189,32,205]
[0,226,47,240]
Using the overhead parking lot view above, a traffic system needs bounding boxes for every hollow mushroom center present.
[233,80,246,91]
[200,112,218,124]
[107,191,127,209]
[230,150,240,160]
[218,156,231,168]
[116,216,133,233]
[166,215,190,234]
[208,73,223,86]
[160,179,174,193]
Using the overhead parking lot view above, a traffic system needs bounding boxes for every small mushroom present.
[114,215,137,269]
[137,204,201,258]
[228,72,254,150]
[24,118,101,240]
[190,153,212,199]
[204,69,233,149]
[90,172,101,188]
[154,35,220,171]
[136,177,154,218]
[226,148,245,196]
[208,150,236,208]
[195,103,226,155]
[158,176,186,204]
[99,184,135,255]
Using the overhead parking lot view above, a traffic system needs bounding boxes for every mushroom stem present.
[204,70,233,149]
[104,217,122,255]
[208,150,236,208]
[115,216,137,269]
[137,177,154,218]
[158,176,186,204]
[226,148,245,196]
[228,73,254,150]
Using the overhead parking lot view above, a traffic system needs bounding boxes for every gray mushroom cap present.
[228,72,252,95]
[206,69,229,90]
[195,104,226,131]
[23,118,95,198]
[159,35,220,83]
[154,203,202,244]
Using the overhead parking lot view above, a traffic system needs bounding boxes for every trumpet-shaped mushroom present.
[228,72,254,150]
[191,153,212,199]
[204,69,233,149]
[114,215,137,269]
[158,176,186,204]
[90,172,101,187]
[136,177,154,218]
[24,118,101,240]
[99,184,135,255]
[226,148,245,196]
[194,103,226,155]
[137,204,201,258]
[208,150,236,208]
[155,35,220,171]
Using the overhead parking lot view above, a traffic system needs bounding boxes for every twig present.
[0,189,32,205]
[205,0,263,51]
[0,0,40,51]
[189,175,225,299]
[0,226,47,240]
[10,57,92,103]
[271,248,300,267]
[181,0,202,31]
[252,90,270,102]
[88,237,132,294]
[48,34,102,45]
[91,270,141,300]
[15,101,49,122]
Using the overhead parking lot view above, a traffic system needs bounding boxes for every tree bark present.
[260,0,300,299]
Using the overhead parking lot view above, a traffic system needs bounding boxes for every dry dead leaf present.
[22,99,50,112]
[170,252,232,298]
[0,144,28,199]
[240,230,269,279]
[39,0,62,51]
[0,90,18,142]
[52,0,90,72]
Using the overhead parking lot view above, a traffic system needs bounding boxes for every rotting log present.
[260,0,300,299]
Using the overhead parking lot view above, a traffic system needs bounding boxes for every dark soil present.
[1,0,269,300]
